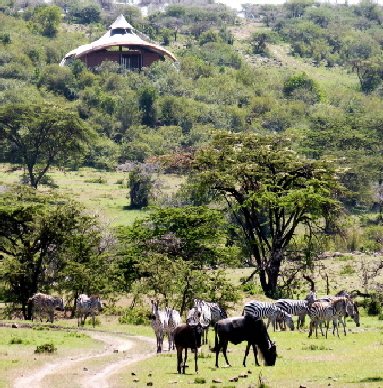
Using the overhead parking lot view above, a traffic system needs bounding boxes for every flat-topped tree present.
[192,132,345,297]
[0,102,94,188]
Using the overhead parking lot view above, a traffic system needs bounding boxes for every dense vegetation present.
[1,0,383,313]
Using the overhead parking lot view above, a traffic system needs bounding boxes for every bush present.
[34,343,56,354]
[84,177,107,184]
[118,307,151,326]
[9,337,24,344]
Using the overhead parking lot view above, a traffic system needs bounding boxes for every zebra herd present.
[243,290,360,338]
[28,292,103,327]
[150,298,227,353]
[151,290,360,355]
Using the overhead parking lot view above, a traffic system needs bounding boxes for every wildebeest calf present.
[214,315,277,368]
[174,323,203,374]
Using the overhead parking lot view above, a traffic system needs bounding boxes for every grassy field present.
[1,315,382,388]
[0,164,184,227]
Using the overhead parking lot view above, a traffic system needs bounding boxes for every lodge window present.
[120,54,142,70]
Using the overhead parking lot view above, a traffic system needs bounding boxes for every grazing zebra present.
[193,298,227,325]
[76,294,103,328]
[308,297,348,338]
[315,295,360,335]
[151,300,168,353]
[243,300,294,331]
[166,307,181,351]
[29,293,64,323]
[275,299,310,329]
[187,304,211,345]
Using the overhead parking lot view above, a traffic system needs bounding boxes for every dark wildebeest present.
[174,322,204,374]
[214,315,277,368]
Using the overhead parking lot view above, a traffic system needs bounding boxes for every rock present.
[12,324,18,328]
[212,378,223,383]
[113,349,118,353]
[133,378,140,382]
[238,373,248,378]
[229,377,238,382]
[83,368,88,371]
[147,382,153,386]
[131,372,136,375]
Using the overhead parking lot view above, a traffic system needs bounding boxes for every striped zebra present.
[243,300,294,331]
[275,299,310,329]
[315,295,360,335]
[166,307,181,351]
[308,297,348,338]
[151,300,168,353]
[187,304,211,345]
[76,294,103,328]
[193,298,228,325]
[29,293,64,323]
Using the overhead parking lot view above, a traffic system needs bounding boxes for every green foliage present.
[9,338,25,345]
[192,132,345,296]
[194,377,207,384]
[34,343,57,354]
[0,101,95,188]
[339,264,355,275]
[118,307,151,325]
[199,30,222,46]
[283,72,326,103]
[84,177,107,183]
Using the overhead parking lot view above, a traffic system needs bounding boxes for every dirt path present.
[13,331,156,388]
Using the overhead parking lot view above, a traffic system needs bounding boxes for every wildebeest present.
[174,322,204,374]
[214,315,277,368]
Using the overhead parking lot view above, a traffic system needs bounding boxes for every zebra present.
[193,298,227,325]
[243,300,294,331]
[308,297,349,338]
[76,294,103,328]
[275,299,310,329]
[187,304,211,345]
[314,295,360,335]
[151,300,168,353]
[29,293,64,323]
[166,307,181,351]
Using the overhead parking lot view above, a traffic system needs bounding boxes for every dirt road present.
[13,331,156,388]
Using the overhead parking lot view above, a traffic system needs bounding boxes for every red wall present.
[79,50,164,68]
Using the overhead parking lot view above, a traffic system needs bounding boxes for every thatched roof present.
[60,14,177,66]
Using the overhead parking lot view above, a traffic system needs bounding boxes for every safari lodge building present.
[60,14,177,70]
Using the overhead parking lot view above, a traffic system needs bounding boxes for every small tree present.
[128,163,159,209]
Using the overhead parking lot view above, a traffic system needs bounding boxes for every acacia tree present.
[0,185,117,319]
[191,133,345,297]
[116,206,240,312]
[0,102,95,188]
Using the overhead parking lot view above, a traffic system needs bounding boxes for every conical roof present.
[109,14,133,30]
[60,15,177,65]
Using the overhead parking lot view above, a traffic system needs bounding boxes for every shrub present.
[9,337,24,344]
[194,377,206,384]
[34,343,56,354]
[118,307,151,326]
[84,177,107,184]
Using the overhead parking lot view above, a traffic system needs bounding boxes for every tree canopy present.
[191,132,345,297]
[0,101,95,188]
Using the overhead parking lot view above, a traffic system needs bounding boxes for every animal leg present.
[243,343,250,367]
[194,347,199,373]
[176,347,182,374]
[183,348,187,374]
[252,344,260,366]
[222,340,231,367]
